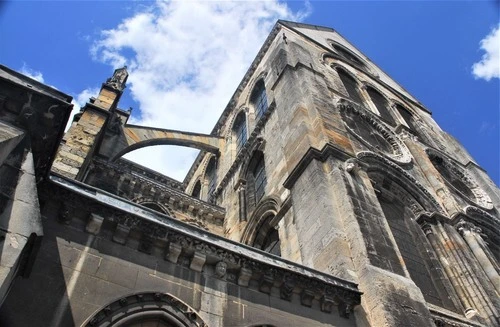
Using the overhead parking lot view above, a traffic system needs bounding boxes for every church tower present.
[0,20,498,327]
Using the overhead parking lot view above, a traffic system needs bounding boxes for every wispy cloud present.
[20,63,45,83]
[472,24,500,81]
[90,0,310,181]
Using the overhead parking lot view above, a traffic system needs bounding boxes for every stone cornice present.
[90,159,225,225]
[47,174,362,315]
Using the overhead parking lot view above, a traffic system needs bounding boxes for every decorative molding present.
[47,174,362,315]
[338,99,412,165]
[426,148,493,210]
[83,292,207,327]
[356,151,445,214]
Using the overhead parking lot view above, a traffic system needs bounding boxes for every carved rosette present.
[337,100,412,165]
[426,149,493,210]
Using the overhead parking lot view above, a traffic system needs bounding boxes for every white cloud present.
[472,24,500,81]
[20,63,45,83]
[66,87,100,132]
[91,0,309,181]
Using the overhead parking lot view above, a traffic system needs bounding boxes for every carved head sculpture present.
[215,261,227,278]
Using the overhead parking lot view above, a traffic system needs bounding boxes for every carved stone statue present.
[215,261,227,278]
[106,66,128,91]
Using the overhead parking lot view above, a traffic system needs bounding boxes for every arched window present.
[233,111,247,152]
[395,104,418,131]
[191,180,201,198]
[252,215,281,257]
[336,68,362,104]
[205,157,217,203]
[373,178,457,312]
[253,155,266,203]
[83,292,206,327]
[260,227,281,256]
[332,43,366,68]
[366,87,396,126]
[250,80,268,120]
[245,152,267,211]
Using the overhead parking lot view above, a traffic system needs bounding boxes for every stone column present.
[457,221,500,294]
[420,222,470,314]
[236,180,247,221]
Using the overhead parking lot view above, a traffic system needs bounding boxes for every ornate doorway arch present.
[83,292,207,327]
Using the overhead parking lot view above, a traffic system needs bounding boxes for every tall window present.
[253,155,266,203]
[252,215,281,257]
[366,87,396,126]
[205,157,217,203]
[395,104,417,131]
[336,68,362,104]
[377,190,455,311]
[260,227,281,256]
[233,112,247,152]
[246,152,267,212]
[250,80,268,120]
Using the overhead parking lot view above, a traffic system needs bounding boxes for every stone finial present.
[105,66,128,91]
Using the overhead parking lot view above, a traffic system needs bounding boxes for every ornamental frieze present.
[337,99,412,165]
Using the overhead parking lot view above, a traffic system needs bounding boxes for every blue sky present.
[0,1,498,185]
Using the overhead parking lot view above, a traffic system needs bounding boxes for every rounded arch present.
[223,105,248,138]
[357,151,444,214]
[190,179,202,198]
[232,110,248,152]
[244,71,268,105]
[241,196,281,246]
[134,198,174,217]
[426,149,493,210]
[110,138,219,162]
[82,292,207,327]
[328,40,367,69]
[338,100,412,165]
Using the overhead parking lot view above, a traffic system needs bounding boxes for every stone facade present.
[0,21,498,327]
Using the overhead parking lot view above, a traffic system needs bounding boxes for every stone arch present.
[241,196,281,246]
[244,71,268,105]
[328,40,367,69]
[232,110,248,152]
[426,148,493,210]
[107,126,222,162]
[462,206,500,261]
[356,151,444,214]
[134,198,175,217]
[368,169,458,310]
[223,105,248,139]
[338,100,412,165]
[82,292,207,327]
